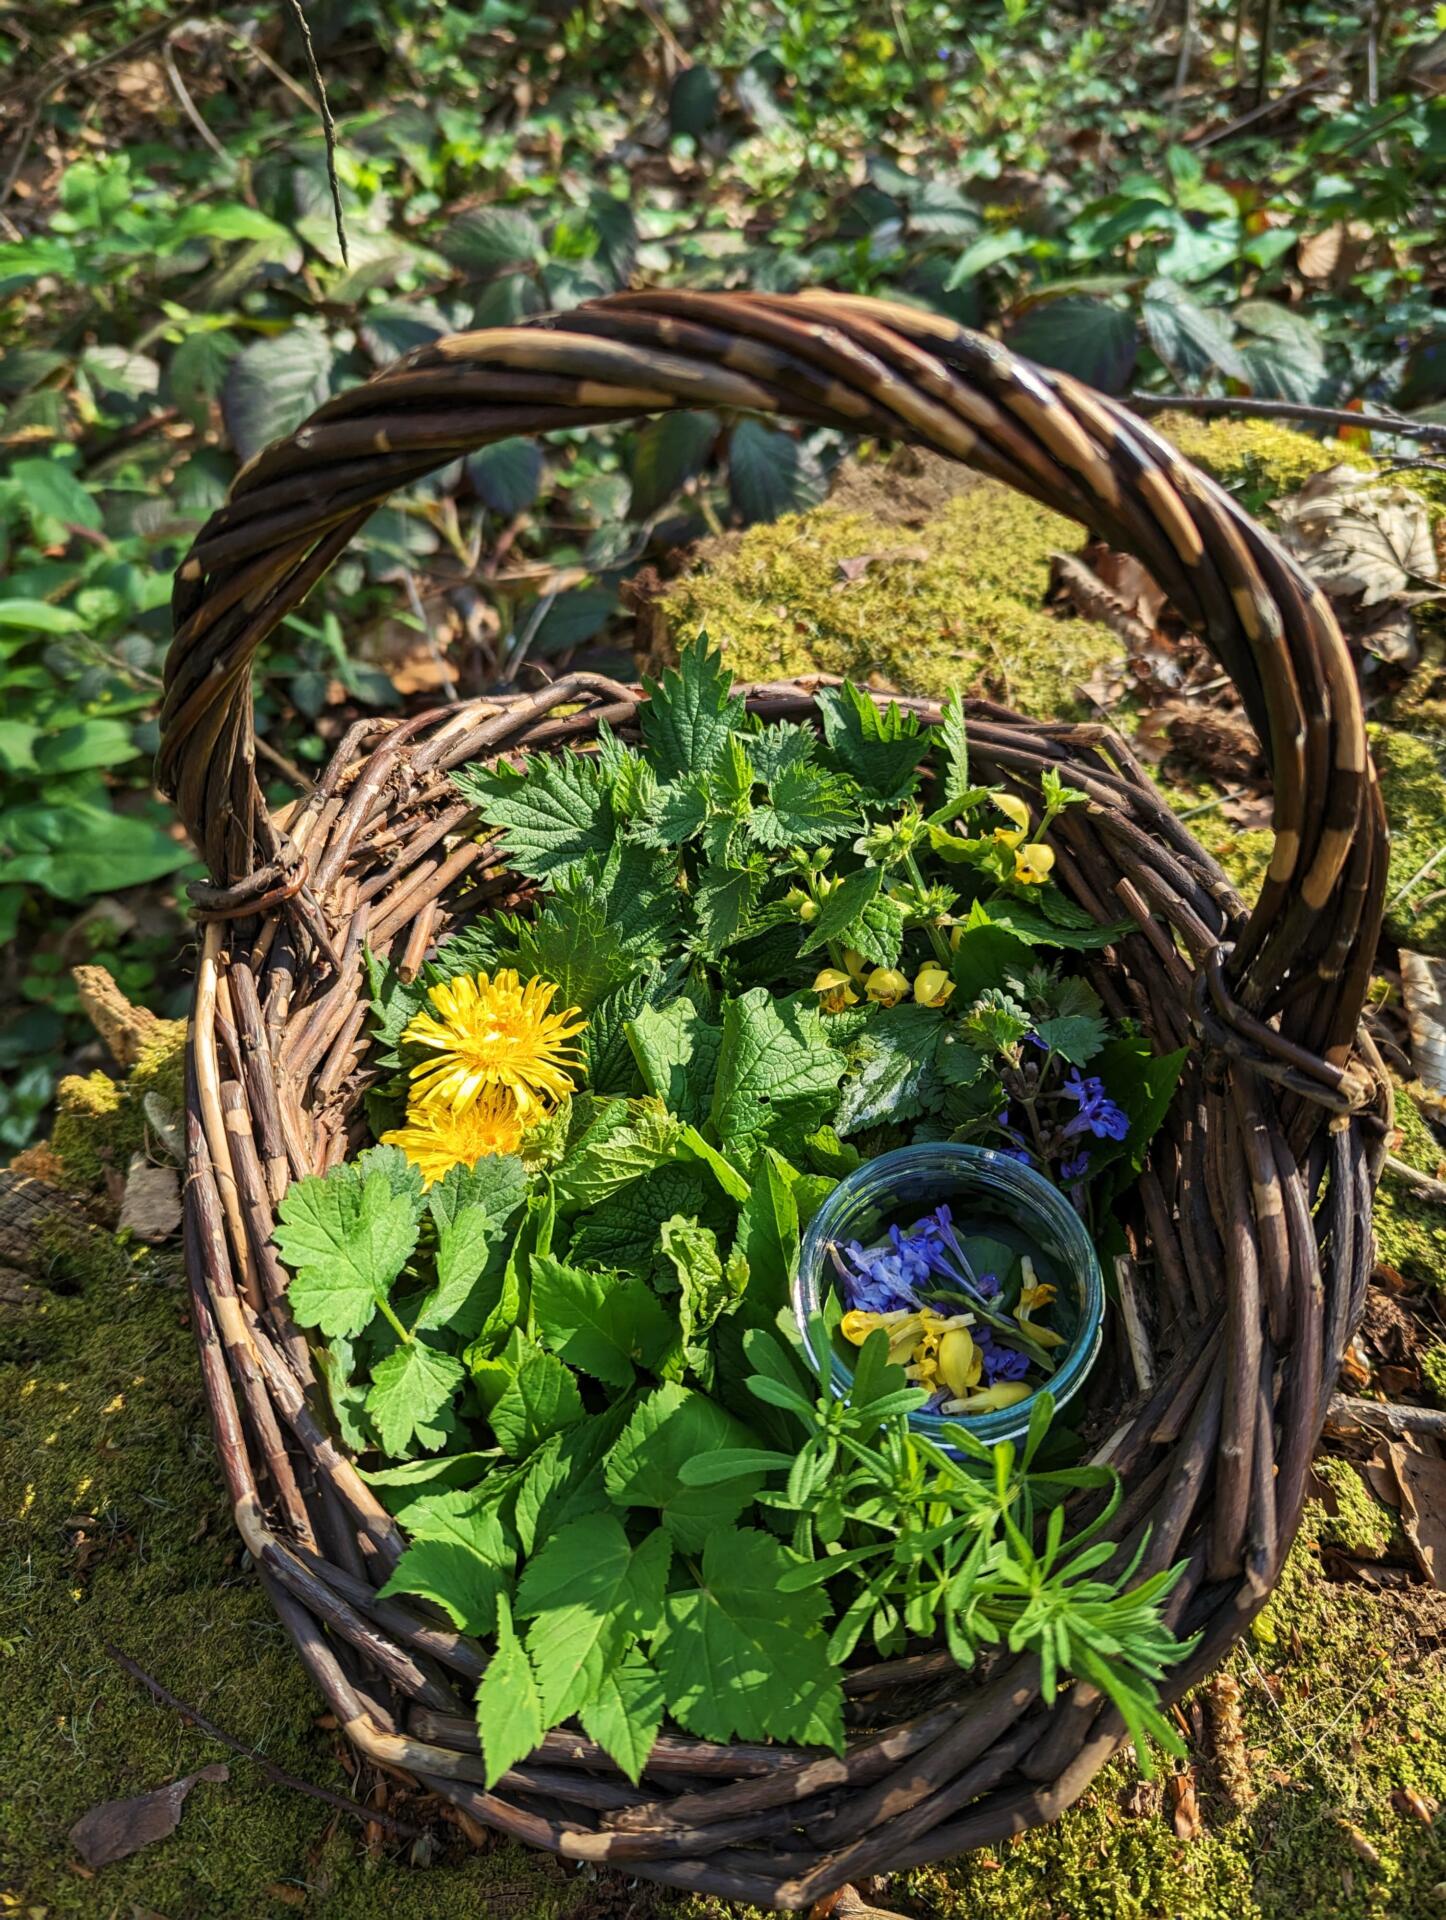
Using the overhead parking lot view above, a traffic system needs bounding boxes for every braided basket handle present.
[163,290,1386,1073]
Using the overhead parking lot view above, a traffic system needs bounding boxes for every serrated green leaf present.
[798,863,884,956]
[748,759,859,850]
[531,1250,674,1387]
[452,751,615,883]
[365,1339,465,1455]
[728,418,827,523]
[477,1595,545,1787]
[692,858,765,956]
[642,775,712,847]
[710,989,845,1164]
[653,1528,844,1749]
[746,721,817,783]
[1035,1012,1109,1066]
[815,681,929,802]
[377,1504,512,1636]
[513,1418,624,1557]
[488,1340,585,1457]
[417,1155,528,1336]
[639,640,745,783]
[934,690,974,817]
[604,1383,764,1551]
[517,1515,671,1722]
[578,1654,665,1784]
[630,411,720,519]
[658,1214,748,1378]
[273,1169,421,1338]
[626,1000,722,1128]
[553,1100,690,1208]
[834,1003,947,1136]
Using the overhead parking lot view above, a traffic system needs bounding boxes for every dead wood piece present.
[0,1171,95,1277]
[71,961,164,1068]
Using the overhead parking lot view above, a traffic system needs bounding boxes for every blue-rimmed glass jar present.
[793,1142,1105,1446]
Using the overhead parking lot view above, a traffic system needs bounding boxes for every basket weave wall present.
[162,291,1391,1905]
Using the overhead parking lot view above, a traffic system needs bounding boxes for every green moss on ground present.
[667,475,1120,718]
[49,1017,186,1195]
[1375,1083,1446,1292]
[1372,726,1446,956]
[1423,1343,1446,1408]
[1308,1458,1399,1559]
[1156,415,1373,516]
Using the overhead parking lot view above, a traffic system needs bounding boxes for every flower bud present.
[865,966,910,1007]
[913,963,955,1008]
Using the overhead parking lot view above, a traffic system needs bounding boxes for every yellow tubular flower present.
[811,967,859,1014]
[403,969,585,1118]
[842,948,870,987]
[865,966,910,1007]
[938,1327,982,1397]
[1013,842,1056,886]
[381,1089,524,1187]
[991,791,1031,848]
[1017,1272,1066,1347]
[941,1382,1032,1414]
[913,963,955,1009]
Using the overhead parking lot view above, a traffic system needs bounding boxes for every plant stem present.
[376,1294,413,1345]
[902,848,952,966]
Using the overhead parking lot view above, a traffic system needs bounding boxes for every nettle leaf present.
[747,760,859,849]
[578,1653,666,1784]
[363,947,425,1070]
[500,891,634,1012]
[692,858,766,956]
[531,1250,674,1387]
[834,1003,948,1136]
[934,690,975,818]
[799,864,883,956]
[584,974,657,1096]
[366,1339,466,1455]
[746,720,817,784]
[816,682,930,802]
[710,989,845,1164]
[1035,1013,1109,1066]
[595,723,657,820]
[987,901,1133,950]
[273,1169,421,1338]
[516,1514,671,1722]
[643,775,712,847]
[378,1504,513,1636]
[654,1528,845,1749]
[569,1164,717,1281]
[604,1383,765,1551]
[627,1000,722,1128]
[488,1339,586,1457]
[477,1595,545,1787]
[593,839,686,956]
[453,751,615,882]
[554,1100,689,1208]
[639,641,745,783]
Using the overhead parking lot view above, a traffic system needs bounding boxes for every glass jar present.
[793,1142,1105,1447]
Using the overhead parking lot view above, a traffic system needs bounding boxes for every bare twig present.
[1383,1154,1446,1206]
[162,33,235,171]
[282,0,347,265]
[1131,394,1446,445]
[1328,1395,1446,1438]
[107,1646,424,1837]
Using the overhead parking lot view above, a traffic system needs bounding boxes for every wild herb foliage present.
[269,645,1192,1780]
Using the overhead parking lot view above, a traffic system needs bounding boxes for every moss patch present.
[666,473,1121,719]
[1372,726,1446,956]
[1375,1083,1446,1292]
[48,1017,185,1196]
[1156,414,1373,517]
[1306,1458,1398,1560]
[1423,1343,1446,1408]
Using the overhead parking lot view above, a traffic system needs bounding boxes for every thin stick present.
[1114,1254,1157,1392]
[1383,1154,1446,1206]
[107,1646,424,1838]
[283,0,348,265]
[1130,393,1446,446]
[1328,1395,1446,1438]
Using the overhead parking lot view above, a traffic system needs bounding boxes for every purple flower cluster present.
[1060,1070,1128,1142]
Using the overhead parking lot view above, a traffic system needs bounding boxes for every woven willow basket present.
[162,291,1393,1906]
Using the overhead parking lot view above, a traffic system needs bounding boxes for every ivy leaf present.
[476,1595,545,1787]
[516,1515,671,1722]
[273,1169,421,1339]
[711,989,845,1164]
[834,1003,947,1136]
[365,1340,466,1455]
[639,640,745,783]
[488,1340,586,1457]
[578,1654,666,1785]
[377,1504,513,1637]
[1034,1013,1109,1066]
[815,681,930,802]
[747,760,859,849]
[452,751,615,882]
[604,1383,765,1551]
[530,1250,674,1387]
[626,1001,722,1128]
[653,1528,845,1749]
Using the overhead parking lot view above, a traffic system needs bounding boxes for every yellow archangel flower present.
[381,1089,525,1187]
[1013,842,1056,886]
[811,967,859,1014]
[865,966,910,1007]
[402,968,585,1119]
[991,791,1031,849]
[913,963,955,1009]
[841,1307,977,1394]
[1016,1262,1066,1347]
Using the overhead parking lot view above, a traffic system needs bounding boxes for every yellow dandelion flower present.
[403,969,585,1118]
[381,1090,525,1187]
[1013,842,1055,886]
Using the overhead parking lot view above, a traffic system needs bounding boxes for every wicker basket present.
[162,291,1392,1906]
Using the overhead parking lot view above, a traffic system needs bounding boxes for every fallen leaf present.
[69,1764,228,1868]
[1392,1786,1439,1826]
[1399,952,1446,1100]
[1387,1442,1446,1588]
[833,546,928,586]
[1273,467,1441,666]
[1169,1769,1203,1841]
[1297,220,1374,286]
[1342,1822,1382,1868]
[118,1157,181,1244]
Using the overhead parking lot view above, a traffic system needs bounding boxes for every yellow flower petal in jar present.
[840,1309,885,1346]
[941,1382,1032,1414]
[938,1327,983,1397]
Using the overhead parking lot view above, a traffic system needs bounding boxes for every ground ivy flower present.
[865,966,910,1007]
[811,967,858,1013]
[1060,1068,1129,1142]
[913,962,955,1008]
[403,968,585,1119]
[1013,842,1055,885]
[381,1089,524,1186]
[991,791,1031,848]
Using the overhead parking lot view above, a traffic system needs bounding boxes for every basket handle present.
[163,289,1385,1075]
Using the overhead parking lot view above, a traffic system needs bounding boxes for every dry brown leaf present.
[1386,1442,1446,1588]
[118,1157,181,1244]
[833,546,928,586]
[1273,468,1440,665]
[1399,952,1446,1100]
[1297,220,1373,286]
[1392,1786,1439,1826]
[1169,1769,1203,1841]
[1342,1821,1383,1867]
[68,1764,228,1868]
